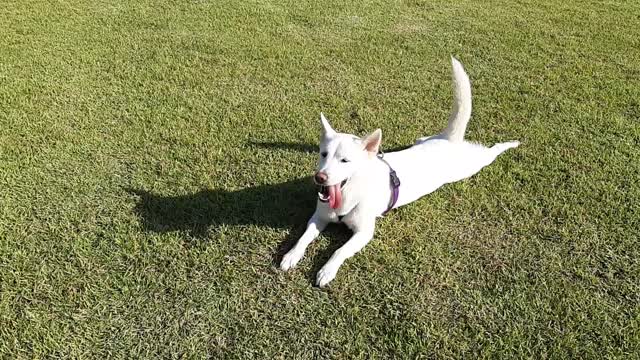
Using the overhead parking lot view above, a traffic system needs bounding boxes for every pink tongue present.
[328,184,342,209]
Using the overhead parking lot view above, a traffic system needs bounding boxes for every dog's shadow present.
[128,141,363,283]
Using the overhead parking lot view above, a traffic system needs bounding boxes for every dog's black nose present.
[314,172,328,184]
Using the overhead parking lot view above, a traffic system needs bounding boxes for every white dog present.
[280,57,519,287]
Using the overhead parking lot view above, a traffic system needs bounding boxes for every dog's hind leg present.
[471,141,520,175]
[316,220,375,287]
[281,210,329,271]
[445,141,520,184]
[474,141,521,173]
[491,141,520,156]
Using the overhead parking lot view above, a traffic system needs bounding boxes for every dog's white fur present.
[281,57,519,287]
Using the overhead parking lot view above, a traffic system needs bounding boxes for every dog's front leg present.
[280,210,329,271]
[316,219,375,287]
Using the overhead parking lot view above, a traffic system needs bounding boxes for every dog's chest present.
[335,206,362,231]
[338,213,355,230]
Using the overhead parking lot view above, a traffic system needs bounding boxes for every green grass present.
[1,0,639,357]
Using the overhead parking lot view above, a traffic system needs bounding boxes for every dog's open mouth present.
[318,179,348,209]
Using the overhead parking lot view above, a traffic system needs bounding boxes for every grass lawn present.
[1,0,639,357]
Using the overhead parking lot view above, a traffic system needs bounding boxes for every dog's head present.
[314,113,381,209]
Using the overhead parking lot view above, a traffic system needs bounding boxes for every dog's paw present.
[316,263,340,287]
[280,250,303,271]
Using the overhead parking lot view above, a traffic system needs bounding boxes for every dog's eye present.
[341,158,350,163]
[321,152,328,158]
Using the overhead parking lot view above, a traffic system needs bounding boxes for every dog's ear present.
[362,129,382,155]
[320,113,336,137]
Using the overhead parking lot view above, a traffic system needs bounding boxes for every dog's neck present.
[336,156,392,216]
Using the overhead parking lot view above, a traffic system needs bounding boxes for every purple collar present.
[378,153,400,215]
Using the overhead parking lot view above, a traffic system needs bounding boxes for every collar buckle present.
[389,170,401,187]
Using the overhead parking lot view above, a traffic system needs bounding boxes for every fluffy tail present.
[441,57,472,143]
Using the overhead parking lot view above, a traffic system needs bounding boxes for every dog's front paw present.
[316,262,340,287]
[280,249,304,271]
